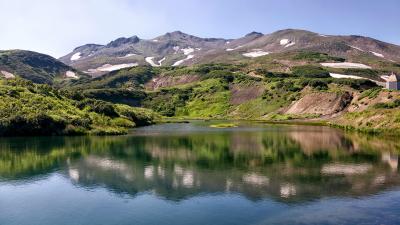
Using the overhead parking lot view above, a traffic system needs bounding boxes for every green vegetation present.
[209,123,238,128]
[291,51,345,63]
[2,48,399,136]
[291,65,330,78]
[0,50,87,85]
[373,99,400,109]
[65,63,379,124]
[358,87,382,100]
[0,79,158,136]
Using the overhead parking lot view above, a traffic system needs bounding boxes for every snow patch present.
[242,50,269,58]
[65,71,79,79]
[226,41,230,44]
[321,62,371,69]
[330,73,364,80]
[146,57,165,67]
[370,51,384,58]
[349,45,364,52]
[173,55,194,66]
[319,34,328,37]
[152,39,159,42]
[226,45,243,52]
[280,39,290,45]
[158,57,166,65]
[284,42,295,48]
[118,53,136,58]
[0,70,15,79]
[91,63,138,72]
[181,47,195,55]
[70,52,81,61]
[173,46,180,52]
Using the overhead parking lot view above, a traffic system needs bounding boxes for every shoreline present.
[1,118,398,138]
[158,117,400,137]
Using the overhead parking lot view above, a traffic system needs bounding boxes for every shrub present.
[373,99,400,109]
[292,51,345,63]
[0,114,66,136]
[76,99,119,118]
[292,65,330,78]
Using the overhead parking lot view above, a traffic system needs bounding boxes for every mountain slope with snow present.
[0,50,87,84]
[60,29,400,77]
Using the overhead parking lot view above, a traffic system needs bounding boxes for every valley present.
[1,29,400,136]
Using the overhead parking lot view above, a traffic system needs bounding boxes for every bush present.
[292,51,345,63]
[76,99,119,118]
[309,80,329,90]
[373,99,400,109]
[292,65,330,78]
[0,114,66,136]
[334,79,378,90]
[115,104,156,126]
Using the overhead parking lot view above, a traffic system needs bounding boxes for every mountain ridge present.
[59,29,400,77]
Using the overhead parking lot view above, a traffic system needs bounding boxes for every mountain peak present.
[73,44,103,52]
[106,36,140,48]
[164,31,191,38]
[272,29,316,36]
[245,31,263,37]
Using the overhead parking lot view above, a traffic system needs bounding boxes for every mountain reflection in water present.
[0,122,399,203]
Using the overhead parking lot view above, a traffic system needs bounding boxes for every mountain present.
[59,31,227,77]
[60,29,400,77]
[0,50,88,85]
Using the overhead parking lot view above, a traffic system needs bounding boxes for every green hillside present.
[64,62,400,134]
[0,79,158,136]
[0,50,89,85]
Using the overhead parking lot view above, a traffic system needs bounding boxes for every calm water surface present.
[1,122,400,225]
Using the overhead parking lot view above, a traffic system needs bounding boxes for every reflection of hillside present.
[65,153,400,202]
[1,124,400,203]
[288,128,354,153]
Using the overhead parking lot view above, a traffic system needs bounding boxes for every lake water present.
[1,122,400,225]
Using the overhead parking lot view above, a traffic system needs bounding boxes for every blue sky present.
[0,0,399,57]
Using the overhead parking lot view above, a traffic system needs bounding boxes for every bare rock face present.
[284,92,353,116]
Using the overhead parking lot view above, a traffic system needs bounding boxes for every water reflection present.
[0,123,399,203]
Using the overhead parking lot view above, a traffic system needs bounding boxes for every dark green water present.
[1,122,400,225]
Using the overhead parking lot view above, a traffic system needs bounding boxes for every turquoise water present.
[0,122,399,225]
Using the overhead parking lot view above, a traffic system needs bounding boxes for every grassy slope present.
[332,94,400,134]
[0,79,158,136]
[62,51,400,133]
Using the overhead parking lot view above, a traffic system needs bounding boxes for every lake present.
[1,121,400,225]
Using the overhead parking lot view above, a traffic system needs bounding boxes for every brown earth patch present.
[230,84,265,105]
[284,92,353,116]
[145,75,200,90]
